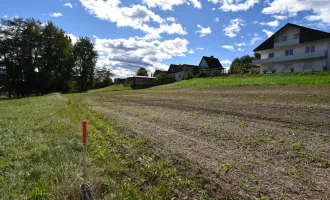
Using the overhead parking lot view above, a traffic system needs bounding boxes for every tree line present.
[0,18,113,98]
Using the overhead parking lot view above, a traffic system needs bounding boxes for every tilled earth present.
[81,85,330,199]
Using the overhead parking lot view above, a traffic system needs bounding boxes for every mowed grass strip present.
[156,71,330,88]
[0,94,209,199]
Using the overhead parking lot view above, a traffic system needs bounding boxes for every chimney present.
[210,55,214,58]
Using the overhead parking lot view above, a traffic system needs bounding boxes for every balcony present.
[252,50,327,65]
[274,38,299,48]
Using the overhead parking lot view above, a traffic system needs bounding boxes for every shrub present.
[323,66,327,71]
[182,72,193,80]
[262,68,267,74]
[290,66,294,73]
[199,72,208,78]
[271,68,276,73]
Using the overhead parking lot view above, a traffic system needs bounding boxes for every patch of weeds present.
[220,162,233,173]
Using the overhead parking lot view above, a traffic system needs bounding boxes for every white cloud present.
[196,47,204,50]
[67,34,79,44]
[252,20,258,24]
[259,20,279,27]
[189,0,202,8]
[196,24,212,37]
[234,42,247,47]
[262,0,330,24]
[3,15,8,19]
[92,35,99,39]
[223,18,245,38]
[167,17,176,22]
[79,0,187,39]
[215,17,219,22]
[95,37,189,77]
[189,49,195,54]
[262,29,274,38]
[222,45,234,51]
[250,33,261,45]
[237,48,244,51]
[272,15,287,20]
[221,59,231,65]
[142,0,201,10]
[212,8,216,11]
[50,12,63,17]
[64,3,73,8]
[208,0,259,12]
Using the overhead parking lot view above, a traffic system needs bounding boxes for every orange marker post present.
[82,120,87,182]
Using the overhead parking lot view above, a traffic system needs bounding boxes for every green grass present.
[87,85,131,93]
[156,71,330,88]
[0,93,209,199]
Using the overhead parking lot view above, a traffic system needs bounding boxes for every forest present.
[0,18,112,98]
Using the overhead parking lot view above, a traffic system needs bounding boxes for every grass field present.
[0,94,210,199]
[156,71,330,88]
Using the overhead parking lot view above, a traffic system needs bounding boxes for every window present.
[285,49,293,56]
[303,62,314,71]
[268,52,274,58]
[283,64,291,72]
[293,33,300,39]
[306,46,315,53]
[282,36,288,42]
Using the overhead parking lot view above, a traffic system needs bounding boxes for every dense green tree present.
[137,67,148,76]
[73,37,98,91]
[94,66,114,89]
[0,17,98,97]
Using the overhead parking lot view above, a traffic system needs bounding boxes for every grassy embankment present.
[0,94,209,199]
[156,71,330,88]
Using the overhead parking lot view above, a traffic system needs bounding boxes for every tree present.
[94,66,114,89]
[254,52,261,60]
[228,58,242,74]
[73,37,97,91]
[182,72,193,80]
[137,67,148,76]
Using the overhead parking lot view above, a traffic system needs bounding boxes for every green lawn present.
[0,94,207,199]
[156,71,330,88]
[87,85,131,93]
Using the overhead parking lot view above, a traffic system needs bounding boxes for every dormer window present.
[282,36,288,42]
[294,33,300,39]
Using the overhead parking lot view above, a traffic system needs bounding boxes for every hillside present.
[156,72,330,88]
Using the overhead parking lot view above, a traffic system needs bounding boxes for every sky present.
[1,0,330,77]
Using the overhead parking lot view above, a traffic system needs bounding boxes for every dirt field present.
[80,85,330,199]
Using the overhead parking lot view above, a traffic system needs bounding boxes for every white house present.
[252,23,330,73]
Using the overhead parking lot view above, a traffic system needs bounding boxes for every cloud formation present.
[196,24,212,37]
[223,18,245,37]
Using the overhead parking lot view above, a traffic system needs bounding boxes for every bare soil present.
[81,85,330,199]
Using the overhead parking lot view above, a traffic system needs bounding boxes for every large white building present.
[252,23,330,73]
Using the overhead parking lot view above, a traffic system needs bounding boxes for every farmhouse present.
[167,56,225,81]
[252,23,330,73]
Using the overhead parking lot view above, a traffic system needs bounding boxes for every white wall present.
[199,59,208,68]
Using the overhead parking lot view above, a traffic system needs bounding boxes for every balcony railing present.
[274,38,299,48]
[252,50,327,65]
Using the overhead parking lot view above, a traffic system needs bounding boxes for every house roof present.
[131,76,157,79]
[153,70,167,77]
[199,56,224,68]
[254,23,330,52]
[168,64,183,73]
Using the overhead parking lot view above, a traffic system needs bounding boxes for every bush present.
[262,68,267,74]
[323,66,327,71]
[182,72,193,80]
[290,66,294,73]
[199,72,208,78]
[271,68,276,73]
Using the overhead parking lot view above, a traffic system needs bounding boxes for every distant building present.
[167,56,225,81]
[252,23,330,73]
[126,76,158,86]
[114,78,127,85]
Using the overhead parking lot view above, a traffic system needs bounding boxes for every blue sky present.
[1,0,330,77]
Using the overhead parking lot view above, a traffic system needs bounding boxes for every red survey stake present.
[82,120,87,143]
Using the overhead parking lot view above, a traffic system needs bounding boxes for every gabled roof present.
[254,23,330,52]
[168,64,183,73]
[199,56,224,68]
